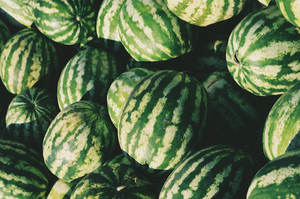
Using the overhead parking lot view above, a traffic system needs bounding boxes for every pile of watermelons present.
[0,0,300,198]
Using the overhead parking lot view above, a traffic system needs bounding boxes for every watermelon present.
[0,0,34,27]
[159,145,260,199]
[263,80,300,161]
[31,0,99,45]
[5,87,59,152]
[275,0,300,28]
[0,27,59,94]
[47,179,77,199]
[247,148,300,198]
[118,0,195,62]
[202,71,268,149]
[192,33,229,82]
[43,100,117,182]
[107,67,156,128]
[57,47,124,110]
[0,139,50,198]
[163,0,248,27]
[70,163,158,199]
[226,5,300,96]
[118,70,210,171]
[96,0,129,60]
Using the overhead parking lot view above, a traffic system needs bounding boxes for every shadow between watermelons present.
[121,150,172,195]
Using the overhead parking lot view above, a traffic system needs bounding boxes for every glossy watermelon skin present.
[118,0,195,62]
[43,100,117,182]
[107,67,156,128]
[159,145,259,199]
[0,139,50,198]
[32,0,99,45]
[57,47,124,110]
[5,87,59,152]
[263,81,300,161]
[0,28,59,94]
[70,163,158,199]
[247,148,300,198]
[118,70,210,171]
[226,5,300,96]
[164,0,248,27]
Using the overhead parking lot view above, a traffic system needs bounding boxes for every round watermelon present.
[118,70,210,171]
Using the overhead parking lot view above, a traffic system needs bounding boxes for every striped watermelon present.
[0,27,59,94]
[0,139,50,198]
[118,0,195,62]
[47,179,77,199]
[163,0,248,27]
[5,87,59,152]
[43,100,117,182]
[263,80,300,161]
[275,0,300,28]
[226,5,300,96]
[57,47,124,110]
[118,70,210,171]
[96,0,129,59]
[247,148,300,198]
[70,163,158,199]
[107,67,156,128]
[31,0,98,45]
[0,0,34,27]
[159,145,260,199]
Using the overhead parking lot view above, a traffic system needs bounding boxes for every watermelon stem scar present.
[232,50,241,67]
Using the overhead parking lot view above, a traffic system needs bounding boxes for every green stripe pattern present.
[97,0,126,42]
[247,148,300,198]
[276,0,300,28]
[32,0,97,45]
[107,67,156,128]
[47,179,77,199]
[43,101,117,182]
[96,0,127,55]
[5,87,59,152]
[57,47,123,110]
[118,70,210,171]
[164,0,247,27]
[70,163,157,199]
[226,5,300,96]
[0,139,49,198]
[159,145,259,199]
[118,0,194,62]
[0,0,34,27]
[263,81,300,161]
[0,28,59,94]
